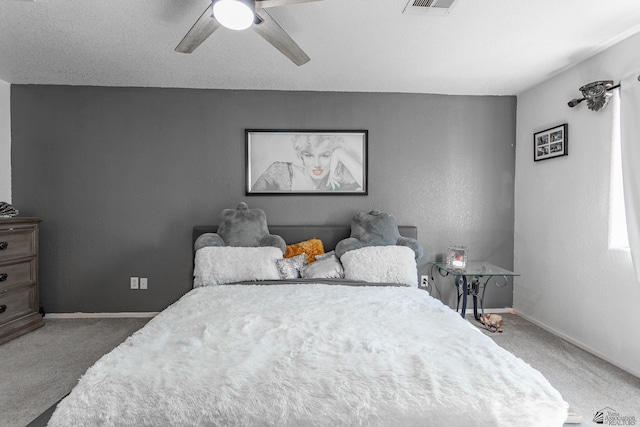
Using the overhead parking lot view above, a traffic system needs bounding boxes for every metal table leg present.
[476,275,507,332]
[471,277,479,320]
[472,276,488,322]
[455,275,468,318]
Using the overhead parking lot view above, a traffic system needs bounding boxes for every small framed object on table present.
[446,246,467,271]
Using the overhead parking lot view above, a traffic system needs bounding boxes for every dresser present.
[0,217,44,344]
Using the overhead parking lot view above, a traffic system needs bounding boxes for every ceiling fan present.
[175,0,322,66]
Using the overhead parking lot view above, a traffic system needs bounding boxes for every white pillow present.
[341,246,418,287]
[193,246,283,287]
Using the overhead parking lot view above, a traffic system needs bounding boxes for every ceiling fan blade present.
[256,0,323,8]
[175,5,221,53]
[252,9,310,66]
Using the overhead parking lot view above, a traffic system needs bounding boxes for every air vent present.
[403,0,458,15]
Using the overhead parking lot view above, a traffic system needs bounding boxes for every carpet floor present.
[474,314,640,426]
[0,313,638,427]
[0,317,150,427]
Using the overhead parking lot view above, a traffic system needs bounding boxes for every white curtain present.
[620,73,640,283]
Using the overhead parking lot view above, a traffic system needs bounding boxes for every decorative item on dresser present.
[0,217,43,345]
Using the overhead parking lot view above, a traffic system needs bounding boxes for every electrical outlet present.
[130,277,139,289]
[420,275,429,289]
[140,278,148,290]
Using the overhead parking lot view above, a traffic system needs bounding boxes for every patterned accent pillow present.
[275,253,307,279]
[285,238,325,263]
[301,254,344,279]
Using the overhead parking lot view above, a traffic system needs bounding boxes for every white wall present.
[515,32,640,376]
[0,80,9,202]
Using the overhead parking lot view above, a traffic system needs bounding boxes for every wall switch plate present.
[140,277,148,290]
[420,275,429,288]
[130,277,139,289]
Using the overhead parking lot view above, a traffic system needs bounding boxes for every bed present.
[45,225,569,426]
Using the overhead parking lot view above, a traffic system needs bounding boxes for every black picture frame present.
[246,130,368,195]
[534,123,568,161]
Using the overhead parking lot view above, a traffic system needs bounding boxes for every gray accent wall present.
[11,85,516,313]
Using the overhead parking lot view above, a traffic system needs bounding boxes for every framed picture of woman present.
[246,130,368,195]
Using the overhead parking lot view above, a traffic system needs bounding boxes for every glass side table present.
[428,261,519,330]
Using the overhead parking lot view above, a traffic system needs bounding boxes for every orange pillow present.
[285,238,325,263]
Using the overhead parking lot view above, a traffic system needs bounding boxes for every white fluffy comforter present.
[49,285,568,427]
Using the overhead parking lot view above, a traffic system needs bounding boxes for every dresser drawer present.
[0,285,37,325]
[0,228,36,260]
[0,259,35,289]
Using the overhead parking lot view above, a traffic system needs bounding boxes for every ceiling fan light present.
[213,0,255,31]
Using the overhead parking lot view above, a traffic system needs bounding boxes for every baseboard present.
[45,312,159,319]
[515,310,640,378]
[464,307,513,315]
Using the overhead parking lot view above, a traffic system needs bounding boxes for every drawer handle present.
[0,305,6,314]
[0,273,7,282]
[0,241,7,250]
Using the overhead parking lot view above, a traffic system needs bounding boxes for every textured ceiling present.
[1,0,640,95]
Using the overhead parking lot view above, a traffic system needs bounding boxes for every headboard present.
[193,225,418,252]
